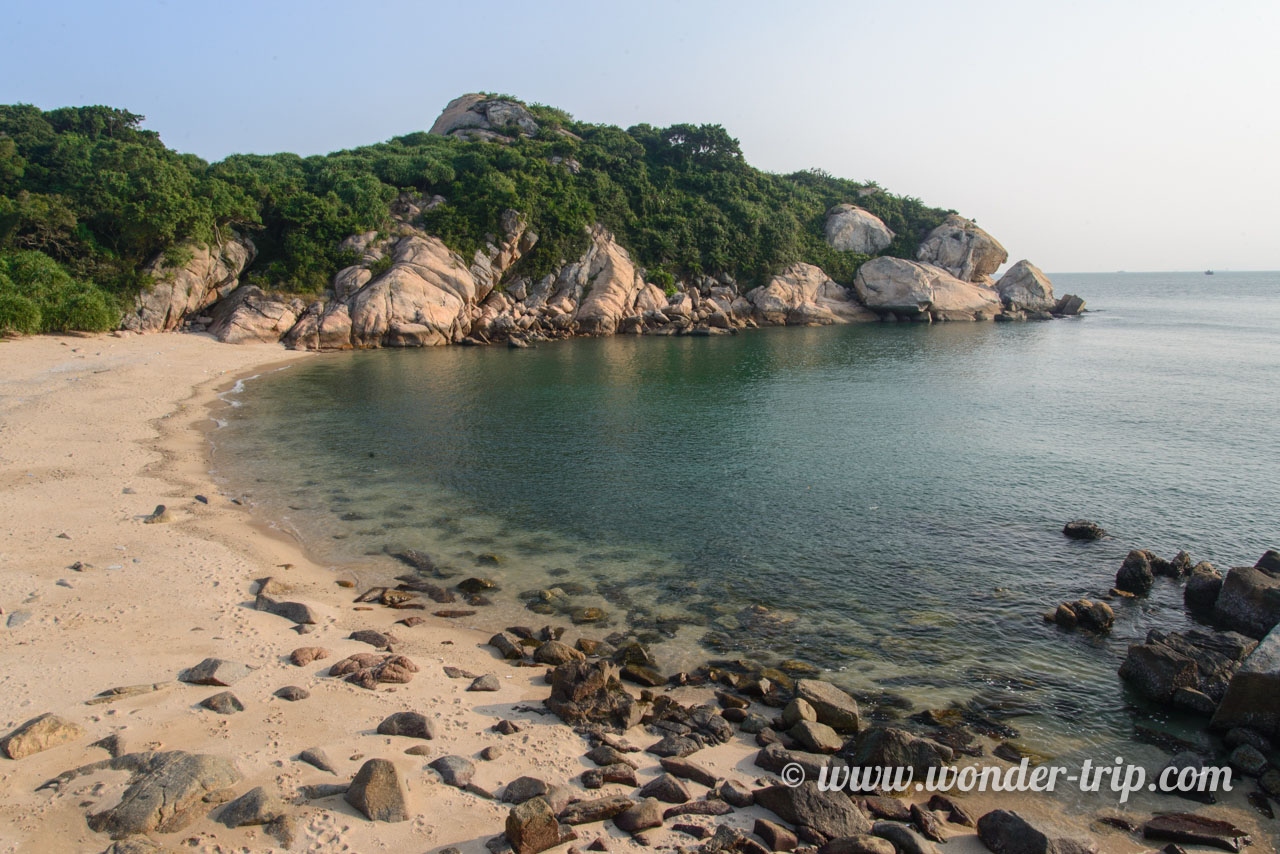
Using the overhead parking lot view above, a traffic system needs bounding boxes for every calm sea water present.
[214,271,1279,784]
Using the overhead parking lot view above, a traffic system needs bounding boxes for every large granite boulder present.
[1211,625,1280,739]
[824,204,894,254]
[1119,628,1257,707]
[853,257,1002,320]
[1212,565,1280,638]
[995,260,1056,312]
[754,780,872,840]
[564,227,666,336]
[748,263,878,326]
[207,286,305,344]
[915,215,1007,284]
[87,751,242,838]
[429,93,539,142]
[122,238,256,333]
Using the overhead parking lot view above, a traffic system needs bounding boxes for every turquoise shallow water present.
[214,271,1280,775]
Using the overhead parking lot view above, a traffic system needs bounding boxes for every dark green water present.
[214,271,1280,771]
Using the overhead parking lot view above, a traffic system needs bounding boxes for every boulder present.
[558,794,635,824]
[506,796,561,854]
[345,758,409,822]
[754,781,872,839]
[502,776,550,805]
[88,751,242,838]
[1142,813,1251,852]
[1212,565,1280,638]
[818,836,895,854]
[995,260,1056,312]
[377,712,435,740]
[1115,550,1155,595]
[976,809,1098,854]
[614,797,663,833]
[207,286,304,344]
[1119,628,1257,704]
[748,263,877,326]
[430,754,475,788]
[179,658,250,686]
[796,679,861,732]
[790,720,844,754]
[915,215,1007,284]
[870,822,940,854]
[843,727,951,776]
[1061,520,1105,540]
[430,93,539,140]
[853,257,1002,320]
[122,238,256,333]
[570,228,667,336]
[1256,550,1280,575]
[219,786,285,827]
[823,204,894,254]
[1211,625,1280,738]
[637,773,690,804]
[199,692,244,715]
[545,659,641,732]
[1184,563,1224,615]
[0,713,85,759]
[1052,294,1086,316]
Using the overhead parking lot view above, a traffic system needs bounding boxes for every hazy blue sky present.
[3,0,1277,271]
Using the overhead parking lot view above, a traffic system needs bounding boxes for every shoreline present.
[0,331,1268,853]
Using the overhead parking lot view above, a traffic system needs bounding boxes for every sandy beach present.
[0,332,1266,854]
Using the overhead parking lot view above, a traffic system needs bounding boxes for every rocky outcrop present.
[555,227,665,336]
[748,264,878,326]
[207,286,305,344]
[823,205,894,254]
[1211,625,1280,738]
[853,257,1002,321]
[995,260,1056,313]
[1212,565,1280,638]
[915,215,1007,284]
[429,94,539,142]
[122,238,255,333]
[1118,628,1257,710]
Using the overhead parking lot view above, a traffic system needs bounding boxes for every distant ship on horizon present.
[1205,269,1215,275]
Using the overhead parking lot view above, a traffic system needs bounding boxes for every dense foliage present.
[0,99,954,333]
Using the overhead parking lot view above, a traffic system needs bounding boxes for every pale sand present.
[0,332,1266,853]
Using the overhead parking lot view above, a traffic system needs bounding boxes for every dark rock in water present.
[1062,520,1105,540]
[637,773,690,804]
[1256,550,1280,576]
[1185,563,1224,614]
[755,780,872,839]
[459,576,498,593]
[274,685,309,701]
[1261,768,1280,796]
[0,713,85,759]
[180,658,250,686]
[976,810,1098,854]
[614,797,663,833]
[1052,294,1085,316]
[1142,813,1251,852]
[346,758,409,822]
[1213,566,1280,638]
[870,821,940,854]
[430,755,476,788]
[298,747,335,774]
[620,664,664,687]
[1052,599,1114,633]
[390,548,435,574]
[87,750,242,838]
[1119,628,1257,704]
[219,785,285,827]
[558,794,634,825]
[1224,726,1273,752]
[1172,686,1216,715]
[1213,627,1280,738]
[754,819,798,852]
[200,692,244,715]
[376,711,435,740]
[1165,551,1195,578]
[506,796,561,854]
[571,607,607,624]
[1116,550,1155,595]
[545,660,640,732]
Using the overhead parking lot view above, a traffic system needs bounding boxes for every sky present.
[2,0,1277,272]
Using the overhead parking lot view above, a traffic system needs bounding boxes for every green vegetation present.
[0,99,954,334]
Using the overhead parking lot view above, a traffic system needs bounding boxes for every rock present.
[1213,566,1280,638]
[646,734,702,758]
[480,745,504,761]
[208,286,303,344]
[783,698,818,727]
[377,712,435,740]
[719,779,755,807]
[658,756,718,787]
[558,794,635,825]
[790,720,844,754]
[1116,550,1155,595]
[1061,520,1105,540]
[430,93,539,140]
[534,640,585,665]
[1261,768,1280,796]
[995,260,1056,312]
[863,796,911,821]
[614,797,663,833]
[870,821,940,854]
[298,747,336,774]
[1121,628,1256,704]
[844,727,951,776]
[199,692,244,715]
[1228,744,1269,776]
[823,205,894,254]
[469,674,501,692]
[570,228,668,336]
[274,685,309,701]
[430,755,475,788]
[1172,686,1216,715]
[503,777,550,804]
[0,713,85,759]
[255,594,318,625]
[1142,813,1251,852]
[1053,294,1086,316]
[571,607,607,624]
[586,744,639,768]
[102,840,172,854]
[854,256,1002,319]
[494,719,522,735]
[349,629,397,649]
[219,785,285,827]
[179,658,250,686]
[796,679,861,732]
[638,773,690,804]
[755,781,871,839]
[122,237,256,333]
[289,646,330,666]
[491,632,525,660]
[748,263,877,326]
[910,804,949,842]
[976,810,1098,854]
[141,504,170,524]
[506,796,562,854]
[818,836,895,854]
[329,653,419,689]
[545,660,641,732]
[88,751,242,838]
[1211,625,1280,738]
[1185,564,1224,614]
[755,818,799,851]
[346,758,409,822]
[915,215,1008,284]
